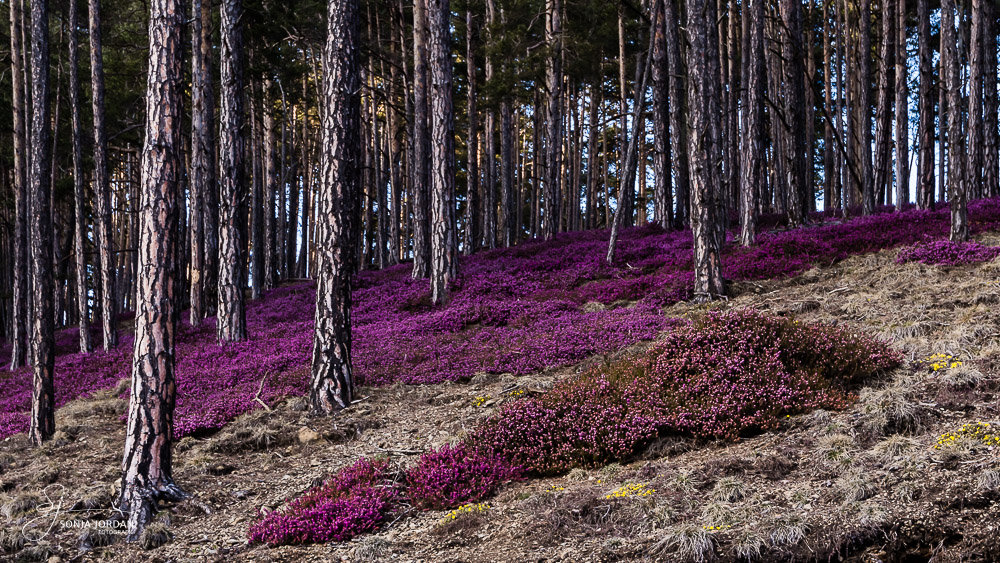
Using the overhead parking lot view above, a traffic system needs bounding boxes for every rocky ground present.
[2,240,1000,562]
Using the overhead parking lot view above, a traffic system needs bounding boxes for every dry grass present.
[855,377,926,437]
[204,410,296,454]
[650,523,716,562]
[139,521,172,550]
[710,477,747,502]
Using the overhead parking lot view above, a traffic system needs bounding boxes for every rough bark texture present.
[780,0,807,226]
[89,0,118,350]
[873,0,895,208]
[465,11,480,255]
[119,0,187,540]
[263,81,277,289]
[985,4,1000,197]
[500,101,515,246]
[895,0,909,209]
[687,0,726,300]
[312,0,360,414]
[942,0,967,241]
[29,0,55,447]
[428,0,458,304]
[967,0,985,198]
[651,0,672,230]
[916,0,934,209]
[9,0,28,370]
[218,0,248,342]
[740,0,764,246]
[411,0,432,278]
[543,0,562,240]
[189,0,211,326]
[69,0,92,354]
[665,0,689,228]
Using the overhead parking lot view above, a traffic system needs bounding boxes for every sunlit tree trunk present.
[119,0,186,540]
[428,0,458,304]
[218,0,248,342]
[916,0,934,209]
[312,0,360,414]
[543,0,563,240]
[28,0,55,447]
[89,0,118,350]
[942,0,967,240]
[412,0,431,277]
[69,0,92,353]
[740,0,764,246]
[9,0,28,370]
[895,0,909,210]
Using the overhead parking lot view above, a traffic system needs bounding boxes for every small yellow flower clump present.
[443,503,490,521]
[935,422,1000,450]
[604,483,655,500]
[703,525,731,531]
[507,389,525,398]
[473,395,489,407]
[921,353,963,372]
[546,485,566,492]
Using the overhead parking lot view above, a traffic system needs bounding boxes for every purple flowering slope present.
[1,199,998,440]
[247,311,899,547]
[895,239,1000,266]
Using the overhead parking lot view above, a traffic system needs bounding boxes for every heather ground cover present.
[895,239,1000,266]
[247,311,900,546]
[1,199,999,441]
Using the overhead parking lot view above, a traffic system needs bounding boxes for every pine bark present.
[500,101,515,246]
[69,0,92,353]
[312,0,360,414]
[543,0,563,240]
[651,0,672,230]
[428,0,458,304]
[942,0,967,240]
[780,0,807,226]
[189,0,209,326]
[29,0,56,446]
[857,0,873,214]
[916,0,934,209]
[119,0,187,539]
[895,0,909,209]
[412,0,432,277]
[665,0,690,228]
[687,0,726,300]
[218,0,248,342]
[89,0,118,350]
[263,81,278,289]
[985,5,1000,197]
[967,0,986,199]
[9,0,28,370]
[740,0,764,246]
[465,11,480,254]
[873,0,895,208]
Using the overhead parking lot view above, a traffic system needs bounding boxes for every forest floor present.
[3,236,1000,562]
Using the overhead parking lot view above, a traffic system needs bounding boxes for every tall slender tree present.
[119,0,187,540]
[218,0,248,342]
[28,0,56,447]
[917,0,934,209]
[687,0,726,299]
[9,0,29,370]
[428,0,458,304]
[465,10,480,254]
[895,0,909,210]
[740,0,764,246]
[543,0,563,240]
[89,0,118,350]
[942,0,967,240]
[412,0,432,277]
[189,0,212,327]
[69,0,92,353]
[312,0,361,414]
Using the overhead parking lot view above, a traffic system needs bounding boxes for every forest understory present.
[2,225,1000,562]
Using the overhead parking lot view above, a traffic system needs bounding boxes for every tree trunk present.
[780,0,806,226]
[29,0,56,446]
[543,0,562,240]
[984,4,999,197]
[428,0,458,304]
[916,0,934,209]
[411,0,432,278]
[69,0,92,353]
[9,0,29,370]
[263,81,277,288]
[189,0,208,325]
[665,0,690,228]
[500,100,515,246]
[873,0,895,210]
[967,0,986,199]
[119,0,187,539]
[740,0,764,246]
[943,0,967,240]
[651,0,672,230]
[687,0,726,300]
[218,0,248,342]
[895,0,909,209]
[89,0,118,350]
[465,10,480,254]
[250,84,265,300]
[312,0,360,414]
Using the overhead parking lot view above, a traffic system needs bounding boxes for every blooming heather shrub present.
[895,240,1000,266]
[405,443,522,510]
[247,458,398,545]
[472,311,901,474]
[1,198,997,439]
